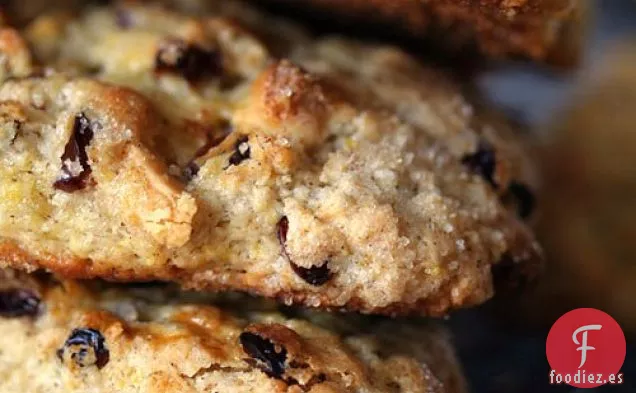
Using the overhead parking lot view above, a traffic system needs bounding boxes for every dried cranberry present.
[277,217,332,286]
[462,141,497,187]
[506,182,536,219]
[53,113,94,192]
[0,288,40,317]
[155,38,222,82]
[240,331,287,379]
[57,328,110,369]
[228,136,250,167]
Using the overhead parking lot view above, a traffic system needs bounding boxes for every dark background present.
[479,0,636,128]
[457,1,636,392]
[447,303,635,393]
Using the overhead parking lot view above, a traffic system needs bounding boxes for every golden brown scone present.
[0,1,540,315]
[0,269,466,393]
[256,0,587,66]
[517,42,636,333]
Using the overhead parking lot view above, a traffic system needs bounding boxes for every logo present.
[547,308,626,388]
[572,324,602,368]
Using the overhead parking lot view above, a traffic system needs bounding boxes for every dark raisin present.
[57,328,110,369]
[0,288,41,317]
[86,65,103,76]
[53,113,94,192]
[239,331,287,379]
[228,136,250,167]
[183,162,200,181]
[183,121,233,181]
[115,8,133,29]
[492,253,539,293]
[8,119,21,145]
[306,373,327,387]
[155,38,222,82]
[290,263,332,286]
[462,141,497,187]
[277,216,333,286]
[219,73,245,91]
[277,216,289,243]
[506,182,536,219]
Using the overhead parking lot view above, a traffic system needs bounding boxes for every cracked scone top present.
[0,269,467,393]
[0,0,541,315]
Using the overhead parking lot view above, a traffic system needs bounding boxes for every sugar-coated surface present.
[0,0,540,314]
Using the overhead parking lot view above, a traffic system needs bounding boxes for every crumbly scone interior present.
[0,269,465,393]
[0,0,540,314]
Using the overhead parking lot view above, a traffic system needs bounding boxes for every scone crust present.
[0,269,466,393]
[0,1,541,315]
[259,0,585,65]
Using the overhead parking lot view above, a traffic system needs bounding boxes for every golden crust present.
[0,235,541,316]
[0,269,466,393]
[0,240,171,281]
[0,1,541,315]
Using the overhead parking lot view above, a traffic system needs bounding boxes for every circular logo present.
[546,308,626,388]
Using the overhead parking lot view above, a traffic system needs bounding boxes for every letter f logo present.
[572,324,602,368]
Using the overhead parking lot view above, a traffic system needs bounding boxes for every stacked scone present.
[257,0,587,66]
[0,0,542,391]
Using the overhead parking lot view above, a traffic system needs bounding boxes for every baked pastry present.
[514,42,636,333]
[0,0,79,25]
[0,269,466,393]
[0,0,540,315]
[256,0,587,66]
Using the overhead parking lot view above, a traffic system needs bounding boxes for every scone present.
[516,42,636,333]
[0,0,79,25]
[256,0,587,66]
[0,269,466,393]
[0,0,541,315]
